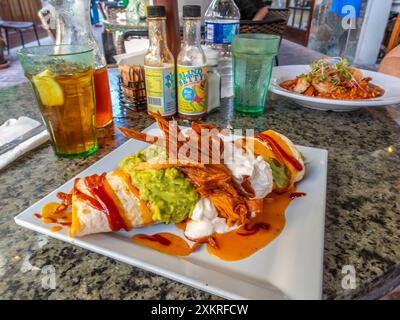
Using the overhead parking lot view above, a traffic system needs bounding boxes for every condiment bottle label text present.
[177,65,207,116]
[144,66,176,116]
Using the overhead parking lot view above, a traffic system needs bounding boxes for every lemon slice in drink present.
[32,69,64,106]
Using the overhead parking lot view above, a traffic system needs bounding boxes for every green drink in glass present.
[18,45,98,158]
[232,34,280,116]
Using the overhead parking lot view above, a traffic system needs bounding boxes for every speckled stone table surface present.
[0,67,399,300]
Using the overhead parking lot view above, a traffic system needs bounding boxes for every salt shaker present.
[203,47,221,113]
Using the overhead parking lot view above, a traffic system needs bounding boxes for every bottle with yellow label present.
[177,5,207,120]
[144,5,176,117]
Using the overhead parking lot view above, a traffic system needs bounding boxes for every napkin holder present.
[118,64,147,112]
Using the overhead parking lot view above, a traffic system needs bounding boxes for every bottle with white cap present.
[203,46,221,112]
[204,0,240,98]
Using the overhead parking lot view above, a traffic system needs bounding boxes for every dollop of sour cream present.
[185,198,238,240]
[224,142,273,199]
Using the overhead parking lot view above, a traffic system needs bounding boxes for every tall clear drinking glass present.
[232,34,280,116]
[18,45,98,158]
[39,0,113,128]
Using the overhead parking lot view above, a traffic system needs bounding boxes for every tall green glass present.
[18,45,98,158]
[232,34,280,116]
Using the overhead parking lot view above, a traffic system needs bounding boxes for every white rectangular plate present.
[15,123,328,300]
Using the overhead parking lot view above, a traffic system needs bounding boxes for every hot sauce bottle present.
[144,5,176,117]
[154,0,181,61]
[177,5,208,120]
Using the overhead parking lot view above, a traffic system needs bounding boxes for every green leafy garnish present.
[306,57,356,86]
[331,77,340,85]
[336,58,353,80]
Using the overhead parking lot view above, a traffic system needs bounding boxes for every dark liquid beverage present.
[94,66,113,128]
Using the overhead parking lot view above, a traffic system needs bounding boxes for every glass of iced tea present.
[18,45,98,158]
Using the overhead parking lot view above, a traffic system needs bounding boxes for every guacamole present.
[119,145,198,224]
[267,158,292,191]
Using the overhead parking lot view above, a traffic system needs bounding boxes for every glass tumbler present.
[232,34,280,116]
[18,45,98,158]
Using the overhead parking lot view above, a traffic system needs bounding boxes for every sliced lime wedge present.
[32,69,64,106]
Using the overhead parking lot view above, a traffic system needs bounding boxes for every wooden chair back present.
[387,13,400,53]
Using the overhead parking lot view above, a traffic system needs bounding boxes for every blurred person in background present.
[234,0,269,21]
[91,0,102,27]
[379,45,400,78]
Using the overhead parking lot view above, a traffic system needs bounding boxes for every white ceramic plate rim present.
[14,123,328,300]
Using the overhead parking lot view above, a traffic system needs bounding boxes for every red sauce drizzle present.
[56,192,72,205]
[289,192,307,199]
[84,174,128,232]
[73,179,103,211]
[137,234,171,246]
[256,133,303,171]
[237,222,270,236]
[34,213,42,219]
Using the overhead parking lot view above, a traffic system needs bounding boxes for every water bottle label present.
[144,66,176,116]
[205,21,239,44]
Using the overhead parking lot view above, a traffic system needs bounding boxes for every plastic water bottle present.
[204,0,240,97]
[204,0,240,56]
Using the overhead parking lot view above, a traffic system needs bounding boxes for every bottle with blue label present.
[204,0,240,57]
[204,0,240,98]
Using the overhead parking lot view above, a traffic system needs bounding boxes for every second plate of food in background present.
[270,64,400,111]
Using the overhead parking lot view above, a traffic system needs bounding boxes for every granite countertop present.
[1,63,400,300]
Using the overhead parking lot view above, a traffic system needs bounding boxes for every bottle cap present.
[183,5,201,18]
[147,5,166,18]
